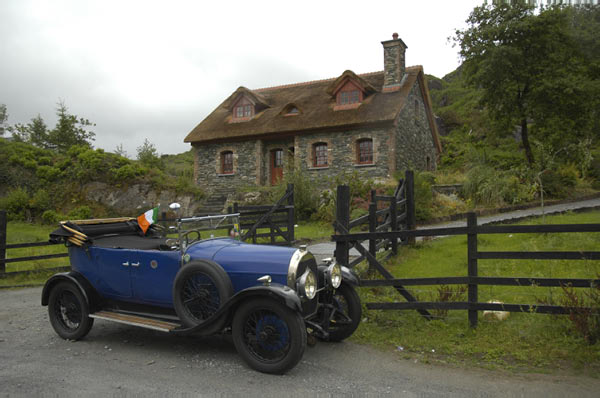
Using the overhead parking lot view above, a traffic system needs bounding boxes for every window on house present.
[286,107,299,115]
[233,99,254,120]
[357,138,373,164]
[313,142,328,167]
[339,89,361,105]
[221,151,233,174]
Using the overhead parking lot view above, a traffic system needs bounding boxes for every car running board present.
[89,311,181,333]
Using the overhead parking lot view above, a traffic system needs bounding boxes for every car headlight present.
[297,270,317,300]
[327,262,342,289]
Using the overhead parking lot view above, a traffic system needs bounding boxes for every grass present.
[351,210,600,375]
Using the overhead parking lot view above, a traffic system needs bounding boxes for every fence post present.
[467,212,478,328]
[390,198,398,255]
[405,170,416,245]
[287,184,295,244]
[368,201,377,273]
[335,185,350,267]
[0,210,6,274]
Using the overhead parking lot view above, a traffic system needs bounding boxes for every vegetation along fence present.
[332,211,600,327]
[228,183,295,246]
[0,210,69,278]
[334,170,416,270]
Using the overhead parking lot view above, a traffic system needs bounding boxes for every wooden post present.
[368,201,377,273]
[390,198,398,255]
[405,170,416,245]
[467,212,478,328]
[0,210,6,274]
[287,184,295,244]
[335,185,350,267]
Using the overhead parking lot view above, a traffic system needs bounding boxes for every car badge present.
[183,254,191,263]
[150,260,158,269]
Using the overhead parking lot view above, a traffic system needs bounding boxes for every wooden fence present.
[332,212,600,327]
[0,210,69,278]
[229,183,295,246]
[334,170,415,270]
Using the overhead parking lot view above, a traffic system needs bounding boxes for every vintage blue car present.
[42,210,361,374]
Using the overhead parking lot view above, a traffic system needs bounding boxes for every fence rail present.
[332,211,600,327]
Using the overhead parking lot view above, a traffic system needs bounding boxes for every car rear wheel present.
[232,298,306,374]
[48,281,94,340]
[173,260,233,332]
[328,283,361,342]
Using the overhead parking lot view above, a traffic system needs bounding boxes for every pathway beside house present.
[307,197,600,262]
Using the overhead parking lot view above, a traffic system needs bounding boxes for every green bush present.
[275,167,318,221]
[0,188,31,221]
[36,165,62,181]
[540,165,578,199]
[68,205,92,220]
[41,210,63,224]
[414,171,435,220]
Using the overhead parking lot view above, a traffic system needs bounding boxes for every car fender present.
[341,266,360,286]
[41,271,100,310]
[171,283,303,335]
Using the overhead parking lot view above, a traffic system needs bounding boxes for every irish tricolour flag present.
[137,207,158,234]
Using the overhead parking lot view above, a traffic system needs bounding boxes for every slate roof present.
[184,66,441,154]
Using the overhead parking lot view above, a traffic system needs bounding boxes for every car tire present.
[48,281,94,340]
[232,298,306,374]
[328,283,361,342]
[173,260,233,331]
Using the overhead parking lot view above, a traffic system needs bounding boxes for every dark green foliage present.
[68,205,92,220]
[540,166,578,199]
[46,102,95,152]
[454,4,600,165]
[414,172,434,221]
[137,139,163,170]
[41,210,63,225]
[0,188,31,221]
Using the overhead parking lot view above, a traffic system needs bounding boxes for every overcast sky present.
[1,0,485,157]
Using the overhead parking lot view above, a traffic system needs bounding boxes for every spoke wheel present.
[47,281,93,340]
[233,299,306,374]
[327,283,361,342]
[173,260,233,332]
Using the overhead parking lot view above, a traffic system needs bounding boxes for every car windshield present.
[177,213,242,244]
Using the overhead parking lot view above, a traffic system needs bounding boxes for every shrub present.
[41,210,63,224]
[275,167,318,221]
[414,171,435,220]
[540,165,578,199]
[68,205,92,220]
[0,188,31,221]
[36,165,62,182]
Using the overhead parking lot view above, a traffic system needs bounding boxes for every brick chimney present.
[381,33,407,91]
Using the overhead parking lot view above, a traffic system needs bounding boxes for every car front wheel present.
[327,283,361,342]
[47,281,94,340]
[232,298,306,374]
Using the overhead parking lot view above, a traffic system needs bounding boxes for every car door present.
[131,250,181,306]
[90,247,134,299]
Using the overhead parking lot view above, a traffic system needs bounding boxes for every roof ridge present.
[253,70,384,93]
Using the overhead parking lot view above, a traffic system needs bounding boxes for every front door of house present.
[270,149,283,185]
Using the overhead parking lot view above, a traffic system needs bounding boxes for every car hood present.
[185,238,297,291]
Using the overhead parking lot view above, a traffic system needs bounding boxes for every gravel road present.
[1,287,599,397]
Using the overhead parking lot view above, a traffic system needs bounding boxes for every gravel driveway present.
[1,287,599,397]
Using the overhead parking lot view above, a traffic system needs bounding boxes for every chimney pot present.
[392,32,399,40]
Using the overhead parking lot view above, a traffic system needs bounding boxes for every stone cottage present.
[184,33,442,204]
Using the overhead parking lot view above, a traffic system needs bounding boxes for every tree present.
[46,101,96,152]
[136,139,163,169]
[454,4,599,165]
[9,114,49,146]
[114,143,128,158]
[0,104,7,136]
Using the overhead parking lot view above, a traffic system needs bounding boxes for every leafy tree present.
[46,101,96,152]
[136,138,163,169]
[0,104,7,136]
[10,115,49,147]
[454,4,599,165]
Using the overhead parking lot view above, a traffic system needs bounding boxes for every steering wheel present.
[181,229,202,247]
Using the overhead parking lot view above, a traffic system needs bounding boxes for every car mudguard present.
[171,283,303,335]
[41,271,100,311]
[341,266,360,286]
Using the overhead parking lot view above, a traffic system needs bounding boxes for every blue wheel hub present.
[256,314,289,351]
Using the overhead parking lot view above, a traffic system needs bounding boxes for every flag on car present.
[137,207,158,234]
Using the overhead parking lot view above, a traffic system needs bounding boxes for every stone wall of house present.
[394,80,438,172]
[194,140,258,195]
[295,126,392,185]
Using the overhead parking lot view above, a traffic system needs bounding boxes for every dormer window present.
[336,81,363,106]
[232,96,254,120]
[286,107,299,115]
